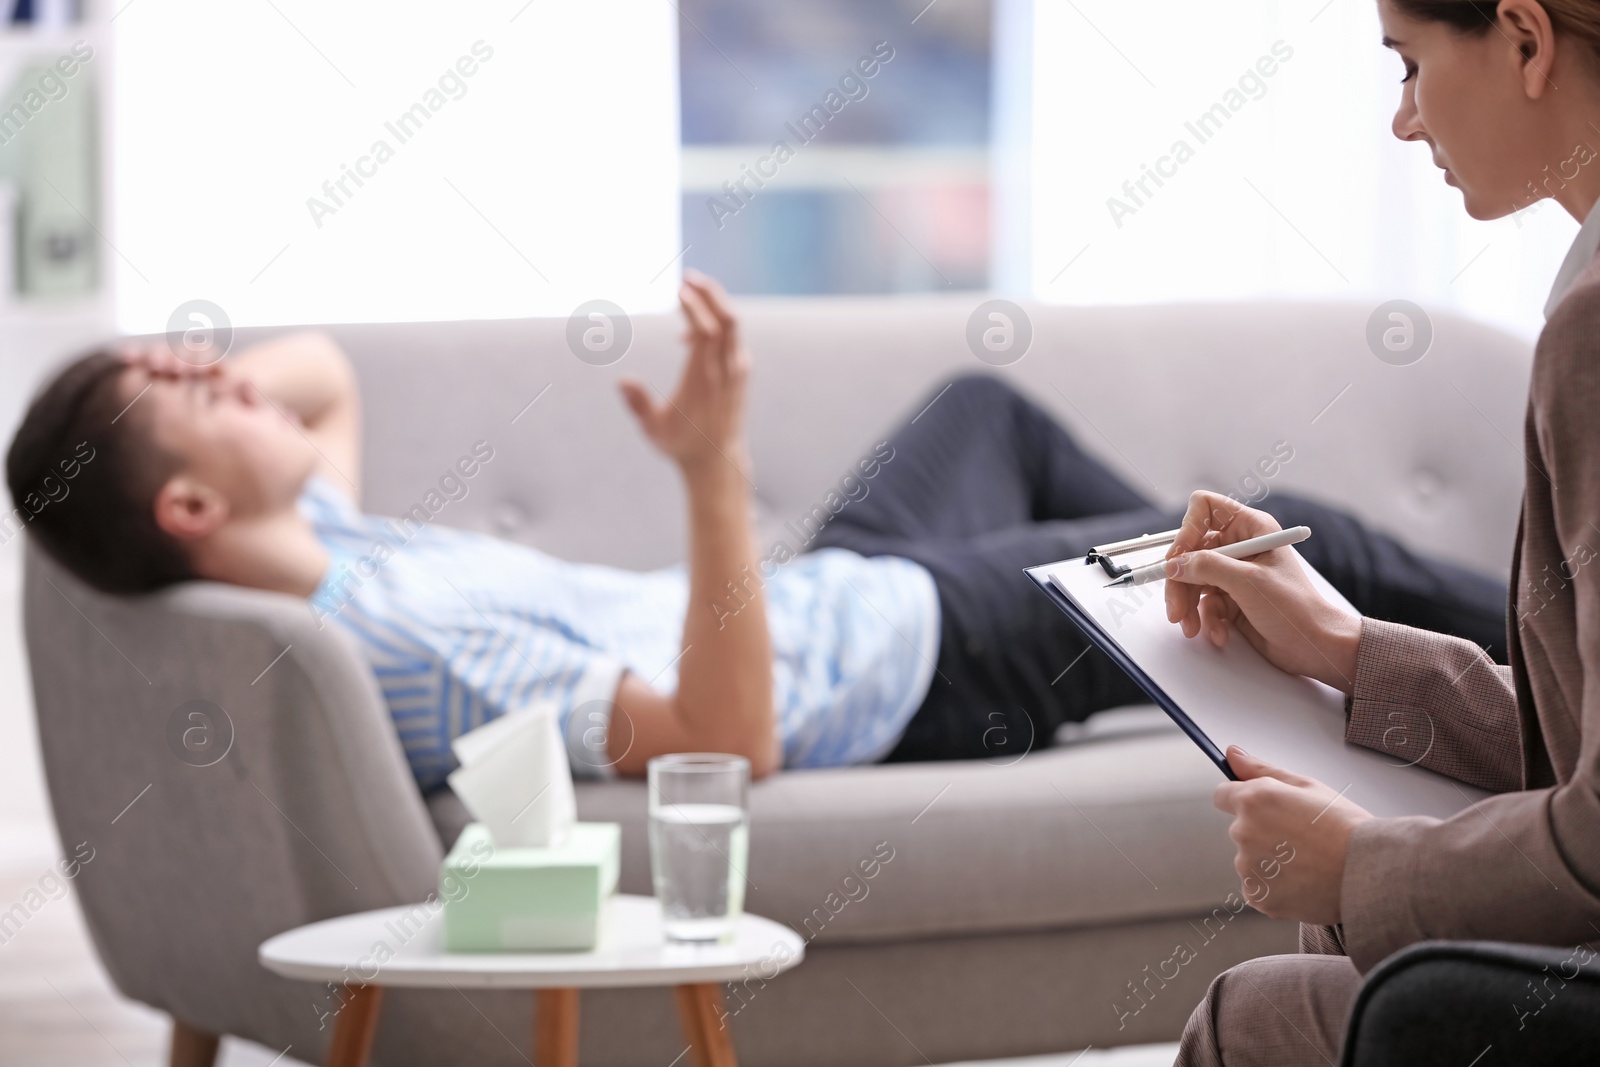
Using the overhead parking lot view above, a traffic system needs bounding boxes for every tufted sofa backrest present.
[244,296,1529,579]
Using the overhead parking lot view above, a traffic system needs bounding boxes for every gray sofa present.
[24,295,1532,1066]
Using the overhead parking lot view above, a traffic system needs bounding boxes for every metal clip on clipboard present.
[1084,528,1182,579]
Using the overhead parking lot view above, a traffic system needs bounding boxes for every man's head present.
[7,346,317,594]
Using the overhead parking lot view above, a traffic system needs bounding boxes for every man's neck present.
[191,507,330,598]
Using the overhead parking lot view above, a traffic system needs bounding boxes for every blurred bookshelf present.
[0,4,112,442]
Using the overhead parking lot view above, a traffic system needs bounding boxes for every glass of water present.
[648,753,749,943]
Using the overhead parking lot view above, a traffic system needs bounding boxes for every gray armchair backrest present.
[24,541,440,1045]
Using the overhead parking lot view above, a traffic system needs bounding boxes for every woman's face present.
[1380,0,1558,220]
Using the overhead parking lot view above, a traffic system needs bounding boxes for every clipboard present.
[1026,535,1489,820]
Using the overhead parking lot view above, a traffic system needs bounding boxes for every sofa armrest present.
[1342,941,1600,1066]
[23,540,442,1040]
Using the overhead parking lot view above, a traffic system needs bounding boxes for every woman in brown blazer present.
[1166,1,1600,1063]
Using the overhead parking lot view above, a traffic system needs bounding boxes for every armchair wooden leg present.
[535,988,580,1067]
[325,984,384,1067]
[675,983,736,1067]
[168,1020,220,1067]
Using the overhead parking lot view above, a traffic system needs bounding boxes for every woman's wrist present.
[1319,610,1364,696]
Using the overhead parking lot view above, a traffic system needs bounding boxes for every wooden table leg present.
[325,984,384,1067]
[168,1019,220,1067]
[535,988,580,1067]
[676,983,736,1067]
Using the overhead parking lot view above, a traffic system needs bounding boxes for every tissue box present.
[442,822,621,951]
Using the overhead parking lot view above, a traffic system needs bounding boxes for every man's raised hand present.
[619,270,752,480]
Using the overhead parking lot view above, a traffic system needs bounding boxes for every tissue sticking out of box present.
[446,702,577,849]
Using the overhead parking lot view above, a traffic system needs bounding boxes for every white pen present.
[1102,526,1312,587]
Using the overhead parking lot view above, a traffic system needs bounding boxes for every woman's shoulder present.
[1535,263,1600,404]
[1528,266,1600,488]
[1543,246,1600,331]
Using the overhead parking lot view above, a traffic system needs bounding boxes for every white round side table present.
[259,894,805,1067]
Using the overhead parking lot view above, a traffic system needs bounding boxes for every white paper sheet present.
[1033,546,1489,819]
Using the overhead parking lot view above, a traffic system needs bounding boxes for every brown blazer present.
[1338,252,1600,973]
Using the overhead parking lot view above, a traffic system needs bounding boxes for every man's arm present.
[606,273,779,779]
[228,331,362,498]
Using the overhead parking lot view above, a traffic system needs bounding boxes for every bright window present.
[678,0,992,294]
[1026,0,1575,342]
[111,0,680,331]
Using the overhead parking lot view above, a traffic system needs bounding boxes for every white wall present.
[1024,0,1577,342]
[111,0,681,331]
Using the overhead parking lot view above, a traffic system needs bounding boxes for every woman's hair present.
[1392,0,1600,61]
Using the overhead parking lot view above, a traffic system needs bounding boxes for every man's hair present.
[6,349,194,594]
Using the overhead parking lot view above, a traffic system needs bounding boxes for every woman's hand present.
[1214,747,1372,924]
[619,270,751,480]
[1163,490,1363,694]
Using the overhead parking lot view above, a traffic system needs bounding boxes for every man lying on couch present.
[6,272,1507,788]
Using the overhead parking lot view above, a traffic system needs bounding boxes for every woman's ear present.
[153,475,230,542]
[1499,0,1559,99]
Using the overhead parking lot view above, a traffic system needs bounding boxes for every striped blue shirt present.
[298,477,940,790]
